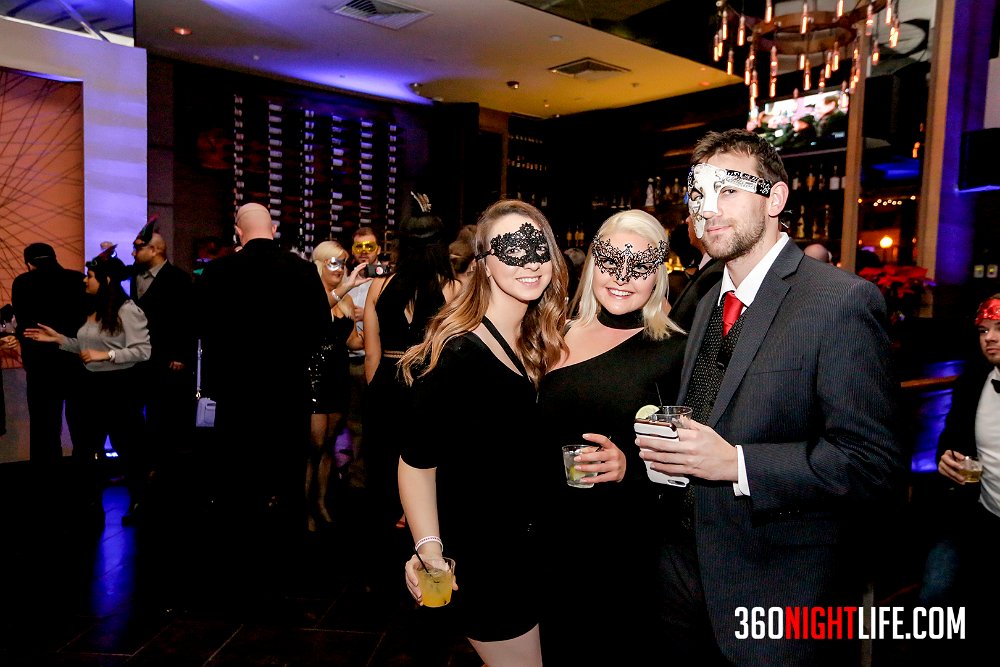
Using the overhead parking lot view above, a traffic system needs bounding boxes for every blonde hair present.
[401,200,568,387]
[571,209,684,340]
[311,240,348,277]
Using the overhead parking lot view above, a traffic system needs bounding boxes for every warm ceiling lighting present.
[713,0,900,108]
[172,26,192,36]
[879,236,893,249]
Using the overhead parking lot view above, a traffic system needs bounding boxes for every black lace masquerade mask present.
[477,222,551,267]
[591,237,667,282]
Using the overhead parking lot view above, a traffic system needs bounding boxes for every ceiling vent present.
[548,57,631,82]
[328,0,431,30]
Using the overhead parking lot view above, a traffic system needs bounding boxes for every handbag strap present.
[481,316,527,377]
[196,339,204,399]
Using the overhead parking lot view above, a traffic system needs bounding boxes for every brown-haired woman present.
[398,200,567,667]
[25,249,151,523]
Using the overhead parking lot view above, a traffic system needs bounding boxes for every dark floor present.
[0,386,961,667]
[0,451,482,667]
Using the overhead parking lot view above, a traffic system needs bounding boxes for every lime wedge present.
[635,404,660,420]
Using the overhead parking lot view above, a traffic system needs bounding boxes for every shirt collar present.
[717,232,790,307]
[146,261,166,279]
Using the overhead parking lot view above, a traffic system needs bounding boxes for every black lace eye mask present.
[591,237,667,282]
[477,222,551,267]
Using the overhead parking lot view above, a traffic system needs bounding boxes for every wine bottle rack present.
[232,93,401,258]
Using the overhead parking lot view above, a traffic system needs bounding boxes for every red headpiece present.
[974,297,1000,325]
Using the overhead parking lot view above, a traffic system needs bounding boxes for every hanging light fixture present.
[713,0,894,108]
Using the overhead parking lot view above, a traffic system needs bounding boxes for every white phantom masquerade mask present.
[686,163,774,238]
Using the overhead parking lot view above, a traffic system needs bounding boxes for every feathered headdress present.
[411,191,431,213]
[135,214,158,246]
[86,244,117,269]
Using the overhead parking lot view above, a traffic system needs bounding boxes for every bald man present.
[129,228,195,523]
[803,242,833,264]
[197,203,330,540]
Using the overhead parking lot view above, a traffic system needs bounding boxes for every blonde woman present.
[537,209,686,665]
[305,241,365,529]
[398,200,567,667]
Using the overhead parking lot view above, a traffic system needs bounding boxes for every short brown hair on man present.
[691,128,789,185]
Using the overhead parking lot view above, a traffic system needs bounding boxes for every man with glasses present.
[344,227,378,481]
[128,220,194,524]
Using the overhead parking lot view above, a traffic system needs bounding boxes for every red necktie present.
[722,291,743,336]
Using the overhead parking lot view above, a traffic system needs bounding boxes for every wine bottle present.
[806,166,816,192]
[792,171,801,190]
[829,165,841,191]
[795,205,807,239]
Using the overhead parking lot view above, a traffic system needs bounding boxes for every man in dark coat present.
[11,243,86,463]
[638,130,904,665]
[197,203,330,530]
[668,217,724,332]
[129,224,195,522]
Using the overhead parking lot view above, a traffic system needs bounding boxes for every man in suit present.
[129,224,195,522]
[637,129,904,665]
[929,293,1000,646]
[668,216,724,332]
[11,243,86,463]
[197,203,330,534]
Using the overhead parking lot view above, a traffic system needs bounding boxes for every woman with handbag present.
[25,246,151,524]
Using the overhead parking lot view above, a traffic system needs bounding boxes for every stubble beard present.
[703,213,767,263]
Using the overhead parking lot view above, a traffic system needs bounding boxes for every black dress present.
[308,313,355,414]
[536,329,686,665]
[364,275,446,527]
[401,333,545,642]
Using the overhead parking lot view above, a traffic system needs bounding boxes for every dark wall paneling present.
[154,57,433,268]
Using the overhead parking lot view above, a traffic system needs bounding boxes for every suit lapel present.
[708,243,802,426]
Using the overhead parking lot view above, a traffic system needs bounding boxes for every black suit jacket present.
[668,258,724,333]
[677,241,905,664]
[196,238,330,419]
[135,261,195,368]
[11,264,86,372]
[934,358,995,509]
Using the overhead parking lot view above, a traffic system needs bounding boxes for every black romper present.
[401,332,545,642]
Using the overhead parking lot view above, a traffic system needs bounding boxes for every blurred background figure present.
[920,293,1000,654]
[129,221,195,515]
[306,241,365,531]
[562,246,586,309]
[344,226,379,483]
[362,210,460,595]
[24,248,151,524]
[803,242,833,264]
[449,224,478,290]
[11,243,86,465]
[667,217,723,332]
[196,203,329,545]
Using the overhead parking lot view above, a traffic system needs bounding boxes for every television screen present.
[747,89,850,153]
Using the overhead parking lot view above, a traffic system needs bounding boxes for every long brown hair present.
[400,199,567,387]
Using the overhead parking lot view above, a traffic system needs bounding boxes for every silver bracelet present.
[331,289,342,303]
